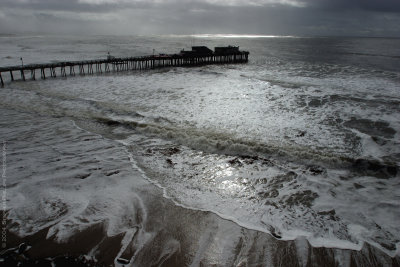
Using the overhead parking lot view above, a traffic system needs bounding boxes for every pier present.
[0,46,249,86]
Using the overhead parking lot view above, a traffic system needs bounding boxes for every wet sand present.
[2,197,400,267]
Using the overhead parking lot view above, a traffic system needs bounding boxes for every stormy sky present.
[0,0,399,37]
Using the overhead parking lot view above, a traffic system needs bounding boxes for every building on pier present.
[214,46,240,55]
[180,46,243,56]
[180,46,213,56]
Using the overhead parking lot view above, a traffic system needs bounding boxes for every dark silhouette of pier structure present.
[0,46,249,87]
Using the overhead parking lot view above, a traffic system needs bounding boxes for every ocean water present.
[1,35,400,261]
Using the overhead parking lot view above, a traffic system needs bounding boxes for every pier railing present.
[0,52,249,86]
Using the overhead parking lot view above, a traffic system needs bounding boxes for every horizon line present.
[1,32,399,39]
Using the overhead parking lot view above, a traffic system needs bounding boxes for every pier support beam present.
[50,67,56,78]
[0,73,4,87]
[61,66,66,77]
[79,64,85,75]
[70,66,75,76]
[88,64,94,74]
[96,63,102,73]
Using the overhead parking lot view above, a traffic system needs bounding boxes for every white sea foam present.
[0,110,148,245]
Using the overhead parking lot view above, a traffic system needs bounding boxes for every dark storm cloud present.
[0,0,399,36]
[2,0,400,13]
[302,0,400,13]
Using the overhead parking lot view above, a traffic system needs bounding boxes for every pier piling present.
[41,68,46,79]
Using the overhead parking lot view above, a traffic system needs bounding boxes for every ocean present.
[0,35,399,266]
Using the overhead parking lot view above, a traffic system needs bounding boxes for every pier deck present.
[0,50,249,86]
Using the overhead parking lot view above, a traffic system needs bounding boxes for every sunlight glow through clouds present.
[204,0,306,7]
[78,0,306,7]
[77,0,140,4]
[77,0,169,4]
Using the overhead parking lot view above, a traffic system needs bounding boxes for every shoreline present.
[2,205,400,267]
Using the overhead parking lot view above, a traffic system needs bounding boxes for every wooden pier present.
[0,48,249,87]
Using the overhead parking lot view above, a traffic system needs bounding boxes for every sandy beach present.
[2,203,400,266]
